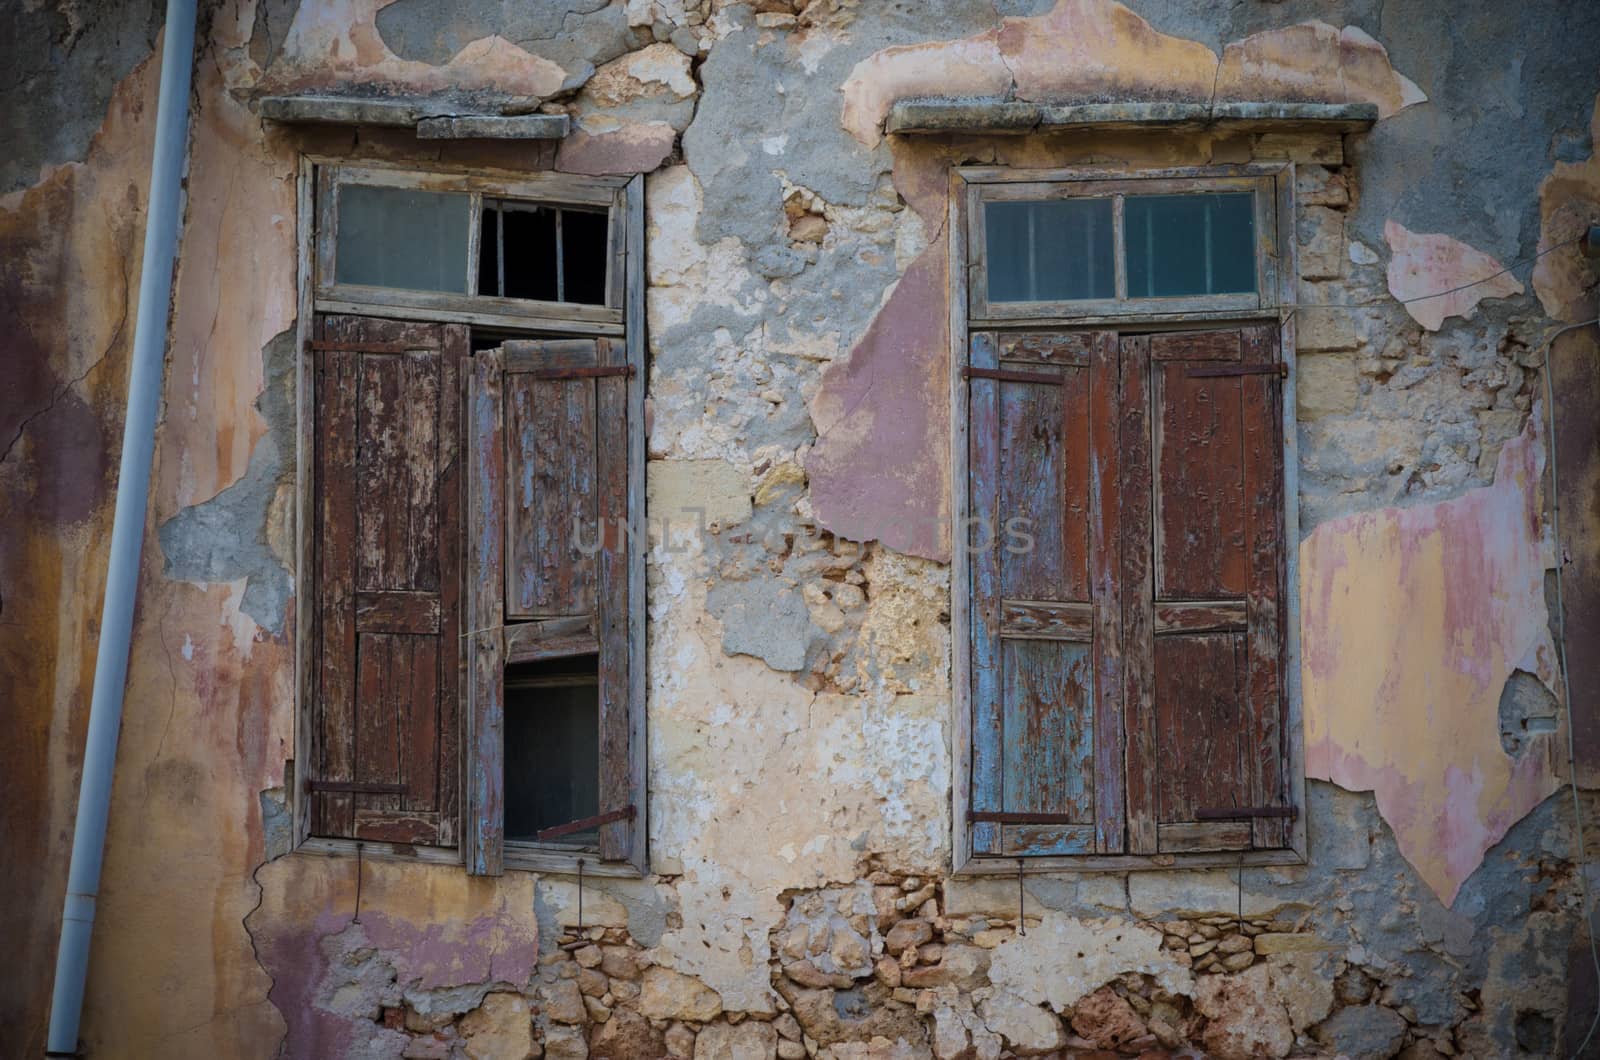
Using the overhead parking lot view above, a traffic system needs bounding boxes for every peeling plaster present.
[840,0,1425,147]
[1301,410,1563,904]
[1384,219,1525,332]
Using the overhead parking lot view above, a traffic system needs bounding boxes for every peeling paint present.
[1302,411,1562,904]
[1384,219,1525,332]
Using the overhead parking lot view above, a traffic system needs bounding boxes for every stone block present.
[693,1021,778,1059]
[460,993,534,1060]
[1297,353,1359,419]
[640,967,724,1022]
[1295,308,1362,352]
[1298,206,1346,280]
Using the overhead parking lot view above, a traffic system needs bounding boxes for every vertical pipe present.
[46,0,197,1053]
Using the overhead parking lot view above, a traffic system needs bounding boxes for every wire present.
[1540,316,1600,1058]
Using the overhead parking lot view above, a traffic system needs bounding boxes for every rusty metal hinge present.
[535,805,636,841]
[1194,805,1298,821]
[305,779,409,795]
[1186,363,1287,379]
[969,811,1080,824]
[520,365,635,381]
[963,366,1063,386]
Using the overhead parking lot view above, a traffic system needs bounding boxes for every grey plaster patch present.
[158,326,296,634]
[0,0,164,193]
[373,0,636,91]
[1500,668,1562,755]
[260,785,293,861]
[708,578,817,673]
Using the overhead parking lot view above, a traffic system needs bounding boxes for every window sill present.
[888,98,1377,137]
[954,848,1306,876]
[295,836,646,879]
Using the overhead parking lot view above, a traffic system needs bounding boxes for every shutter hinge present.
[521,365,635,381]
[963,366,1064,385]
[969,811,1080,824]
[305,780,409,795]
[1186,363,1287,379]
[1193,805,1298,820]
[535,805,636,841]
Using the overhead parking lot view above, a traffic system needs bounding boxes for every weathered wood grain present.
[466,348,507,875]
[1152,632,1246,831]
[354,591,441,634]
[998,330,1095,366]
[1241,323,1288,848]
[1001,823,1095,856]
[1000,599,1094,641]
[506,370,598,618]
[1153,600,1248,634]
[315,342,359,837]
[1155,348,1247,599]
[596,337,632,860]
[1150,329,1242,361]
[1118,335,1157,855]
[1157,820,1252,852]
[1001,639,1094,823]
[969,332,1003,855]
[1088,330,1125,854]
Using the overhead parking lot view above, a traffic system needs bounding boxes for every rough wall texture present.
[3,0,1600,1058]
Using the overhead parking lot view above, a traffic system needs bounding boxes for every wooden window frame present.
[311,158,630,337]
[950,163,1307,874]
[292,155,649,878]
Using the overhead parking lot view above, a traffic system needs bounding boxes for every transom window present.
[967,173,1279,320]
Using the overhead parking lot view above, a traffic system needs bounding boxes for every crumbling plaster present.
[3,0,1600,1056]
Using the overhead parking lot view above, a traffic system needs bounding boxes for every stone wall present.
[3,1,1599,1058]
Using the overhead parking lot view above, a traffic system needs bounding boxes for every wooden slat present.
[596,338,632,860]
[1002,639,1094,826]
[1150,330,1242,361]
[504,632,600,664]
[1241,323,1289,848]
[1157,820,1252,853]
[999,369,1079,600]
[506,361,598,619]
[969,332,1003,855]
[1153,633,1247,832]
[315,343,359,837]
[356,350,441,593]
[1088,331,1125,854]
[1153,600,1248,635]
[436,324,465,846]
[355,634,403,814]
[353,809,441,845]
[1001,823,1096,856]
[466,349,506,875]
[997,331,1095,366]
[503,338,599,373]
[1119,335,1157,854]
[355,591,441,634]
[1155,355,1247,599]
[1000,599,1093,641]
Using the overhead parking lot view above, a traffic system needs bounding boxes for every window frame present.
[292,156,649,878]
[949,163,1306,874]
[312,159,631,337]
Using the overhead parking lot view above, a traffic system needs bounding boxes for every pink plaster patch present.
[1384,220,1525,332]
[1217,22,1426,118]
[1300,411,1561,905]
[556,121,677,176]
[805,241,951,561]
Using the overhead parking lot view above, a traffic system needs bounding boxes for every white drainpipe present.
[46,0,198,1053]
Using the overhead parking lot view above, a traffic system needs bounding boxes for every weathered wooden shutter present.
[311,316,463,846]
[1121,324,1290,853]
[968,331,1125,856]
[466,338,635,874]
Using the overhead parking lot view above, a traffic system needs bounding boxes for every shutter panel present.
[968,331,1123,856]
[482,339,635,864]
[311,316,463,846]
[1121,324,1290,854]
[465,347,506,875]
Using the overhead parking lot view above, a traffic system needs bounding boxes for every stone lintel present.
[259,95,567,140]
[885,97,1380,136]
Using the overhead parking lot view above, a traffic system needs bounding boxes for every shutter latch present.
[535,805,636,841]
[1186,363,1287,379]
[1194,805,1298,820]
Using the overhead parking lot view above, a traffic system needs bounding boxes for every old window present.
[953,167,1303,871]
[299,162,646,875]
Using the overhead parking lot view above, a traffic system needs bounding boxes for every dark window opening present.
[504,653,601,846]
[477,200,609,306]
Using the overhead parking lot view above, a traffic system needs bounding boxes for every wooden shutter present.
[1121,324,1290,853]
[968,331,1124,856]
[467,338,635,873]
[311,316,463,846]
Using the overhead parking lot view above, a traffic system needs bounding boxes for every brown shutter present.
[311,316,464,846]
[967,331,1123,856]
[465,347,506,875]
[477,339,635,865]
[1121,324,1290,854]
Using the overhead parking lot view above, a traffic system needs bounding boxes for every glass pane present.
[334,183,470,293]
[1125,192,1256,298]
[985,198,1115,303]
[504,657,601,846]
